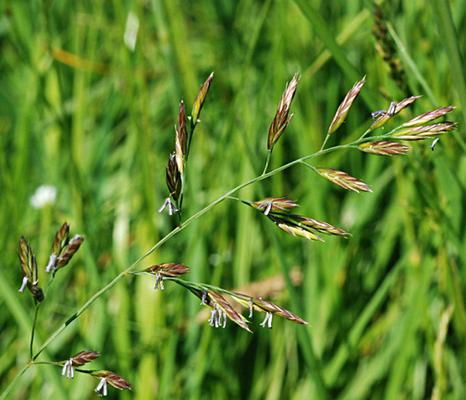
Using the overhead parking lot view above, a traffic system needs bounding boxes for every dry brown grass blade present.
[267,74,299,150]
[328,76,365,135]
[317,168,372,192]
[359,140,410,155]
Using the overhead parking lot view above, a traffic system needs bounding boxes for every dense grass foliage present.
[1,1,465,399]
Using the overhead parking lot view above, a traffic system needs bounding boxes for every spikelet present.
[253,297,308,325]
[401,106,455,128]
[393,122,457,140]
[56,235,84,268]
[18,237,44,303]
[328,77,365,135]
[175,101,187,174]
[69,351,100,366]
[92,370,132,391]
[277,222,323,242]
[359,141,410,155]
[191,72,214,126]
[267,74,299,150]
[252,197,298,215]
[165,152,181,201]
[145,263,190,278]
[317,168,372,193]
[208,291,252,332]
[370,96,421,130]
[298,217,350,237]
[51,222,70,256]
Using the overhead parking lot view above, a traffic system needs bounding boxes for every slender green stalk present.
[29,304,40,359]
[262,150,272,175]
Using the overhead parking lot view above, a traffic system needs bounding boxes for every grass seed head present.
[18,237,44,303]
[56,235,84,268]
[207,291,252,332]
[317,168,372,193]
[145,263,190,277]
[328,76,366,135]
[252,197,298,215]
[267,74,299,150]
[401,106,455,128]
[359,140,410,155]
[52,222,70,255]
[69,350,100,366]
[277,222,323,241]
[370,95,421,130]
[165,152,182,201]
[175,101,187,174]
[253,297,308,325]
[191,72,214,125]
[298,217,350,237]
[393,122,457,140]
[93,370,132,391]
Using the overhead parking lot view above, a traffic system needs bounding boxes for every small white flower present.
[61,359,74,379]
[95,378,108,397]
[260,312,273,329]
[30,185,57,209]
[18,276,29,293]
[124,12,139,51]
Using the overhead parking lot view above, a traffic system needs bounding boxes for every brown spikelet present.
[191,72,214,125]
[51,222,70,255]
[277,222,323,242]
[253,297,308,325]
[328,76,365,135]
[175,101,187,174]
[70,351,100,366]
[401,106,455,127]
[252,197,298,215]
[359,141,410,155]
[298,217,350,237]
[165,152,181,201]
[18,237,44,303]
[145,263,190,277]
[93,371,132,391]
[267,74,299,150]
[393,122,457,140]
[208,291,252,332]
[370,96,421,130]
[56,235,84,268]
[317,168,372,193]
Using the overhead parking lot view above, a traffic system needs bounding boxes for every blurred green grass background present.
[1,0,465,399]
